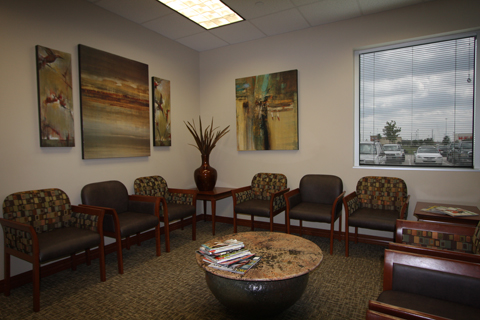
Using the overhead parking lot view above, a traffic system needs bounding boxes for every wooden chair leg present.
[355,227,358,244]
[233,211,237,233]
[345,221,349,257]
[270,216,273,232]
[116,236,124,274]
[329,221,334,255]
[299,220,303,236]
[99,240,106,282]
[4,252,10,296]
[286,218,290,234]
[338,215,342,242]
[33,259,40,312]
[155,224,161,257]
[251,215,254,231]
[164,217,170,253]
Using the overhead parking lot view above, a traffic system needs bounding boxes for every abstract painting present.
[78,45,150,159]
[36,45,74,147]
[235,69,298,151]
[152,77,171,146]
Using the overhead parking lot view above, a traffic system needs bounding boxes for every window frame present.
[353,30,480,171]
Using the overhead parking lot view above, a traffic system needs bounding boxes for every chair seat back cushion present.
[38,227,100,262]
[114,212,159,238]
[299,175,342,204]
[2,189,72,233]
[81,181,129,214]
[401,228,473,253]
[348,208,399,231]
[251,173,287,200]
[289,202,335,223]
[234,199,271,217]
[356,176,407,213]
[134,175,171,201]
[163,203,196,221]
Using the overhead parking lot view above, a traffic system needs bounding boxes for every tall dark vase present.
[194,154,217,191]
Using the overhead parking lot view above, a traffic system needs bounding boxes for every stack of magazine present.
[421,205,478,217]
[197,239,261,274]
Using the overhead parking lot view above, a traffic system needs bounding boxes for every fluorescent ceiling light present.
[158,0,243,29]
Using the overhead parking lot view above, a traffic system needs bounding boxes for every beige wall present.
[199,0,480,229]
[1,0,480,279]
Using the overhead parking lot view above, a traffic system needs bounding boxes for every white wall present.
[0,0,200,278]
[199,0,480,231]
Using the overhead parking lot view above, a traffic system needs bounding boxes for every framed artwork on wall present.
[152,77,171,146]
[78,45,150,159]
[36,45,74,147]
[235,69,299,151]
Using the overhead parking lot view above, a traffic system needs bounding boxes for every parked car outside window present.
[383,144,404,163]
[447,140,473,166]
[414,146,443,166]
[360,142,386,165]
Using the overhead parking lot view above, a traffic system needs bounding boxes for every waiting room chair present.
[232,173,289,233]
[343,176,409,257]
[133,175,197,253]
[81,180,161,274]
[388,219,480,263]
[1,188,106,312]
[375,249,480,320]
[285,174,345,255]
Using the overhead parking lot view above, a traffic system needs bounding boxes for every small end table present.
[414,201,480,226]
[194,187,234,235]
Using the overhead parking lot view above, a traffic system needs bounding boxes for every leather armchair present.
[81,180,161,274]
[1,188,105,312]
[133,175,197,253]
[375,249,480,320]
[389,219,480,263]
[285,174,345,255]
[343,176,409,257]
[232,173,289,232]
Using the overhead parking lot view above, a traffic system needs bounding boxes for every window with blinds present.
[357,35,476,168]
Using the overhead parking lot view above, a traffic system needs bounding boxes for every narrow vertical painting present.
[235,69,298,151]
[36,45,74,147]
[78,45,150,159]
[152,77,171,146]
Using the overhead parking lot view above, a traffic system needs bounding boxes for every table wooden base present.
[194,187,234,235]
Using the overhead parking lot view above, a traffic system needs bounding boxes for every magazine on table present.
[199,239,244,255]
[421,205,478,217]
[208,256,261,274]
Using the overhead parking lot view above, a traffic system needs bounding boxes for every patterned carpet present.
[0,221,385,319]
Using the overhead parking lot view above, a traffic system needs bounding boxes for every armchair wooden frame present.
[81,194,161,275]
[1,205,105,312]
[367,301,449,320]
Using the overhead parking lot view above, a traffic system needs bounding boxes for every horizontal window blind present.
[359,36,476,168]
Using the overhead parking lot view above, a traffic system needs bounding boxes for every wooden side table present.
[414,201,480,226]
[194,187,234,235]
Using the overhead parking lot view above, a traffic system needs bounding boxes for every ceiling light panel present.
[158,0,243,29]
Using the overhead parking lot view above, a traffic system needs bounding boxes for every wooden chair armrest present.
[368,300,450,320]
[400,195,410,219]
[395,219,476,242]
[71,205,105,234]
[343,191,359,216]
[284,188,300,208]
[0,218,35,234]
[0,218,38,261]
[388,242,480,264]
[332,191,346,216]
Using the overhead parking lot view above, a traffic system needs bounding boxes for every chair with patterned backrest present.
[285,174,345,255]
[133,175,197,253]
[232,173,289,233]
[388,219,480,263]
[1,188,106,312]
[81,180,161,274]
[343,176,409,257]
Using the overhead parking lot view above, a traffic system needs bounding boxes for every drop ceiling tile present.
[94,0,171,24]
[250,8,310,37]
[358,0,423,15]
[224,0,295,20]
[142,13,204,40]
[176,32,229,51]
[209,21,266,44]
[298,0,362,26]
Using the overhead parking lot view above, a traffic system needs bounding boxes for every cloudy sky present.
[359,36,475,143]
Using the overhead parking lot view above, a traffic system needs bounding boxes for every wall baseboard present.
[0,214,391,293]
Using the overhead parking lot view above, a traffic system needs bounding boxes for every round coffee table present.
[196,231,323,316]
